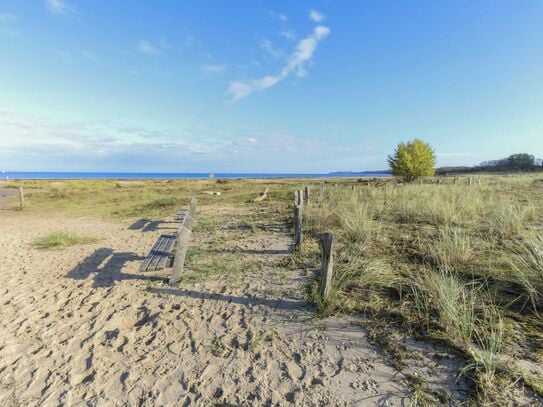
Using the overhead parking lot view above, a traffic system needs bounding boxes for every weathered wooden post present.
[303,186,310,204]
[18,187,25,210]
[169,226,191,286]
[169,198,197,286]
[293,203,302,251]
[319,232,334,301]
[294,190,301,206]
[319,180,324,201]
[469,177,473,186]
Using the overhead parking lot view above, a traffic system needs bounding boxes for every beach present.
[0,179,472,406]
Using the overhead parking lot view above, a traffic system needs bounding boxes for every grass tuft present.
[33,232,99,250]
[510,232,543,311]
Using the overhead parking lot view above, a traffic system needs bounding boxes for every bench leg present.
[169,227,191,286]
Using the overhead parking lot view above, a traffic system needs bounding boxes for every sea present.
[1,172,389,180]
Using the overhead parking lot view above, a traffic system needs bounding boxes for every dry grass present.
[297,174,543,404]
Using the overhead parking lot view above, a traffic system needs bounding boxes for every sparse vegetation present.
[6,174,543,404]
[296,174,543,403]
[33,231,99,250]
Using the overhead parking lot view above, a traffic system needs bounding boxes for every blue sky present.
[0,1,542,172]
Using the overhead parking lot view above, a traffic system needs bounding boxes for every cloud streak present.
[137,40,170,56]
[46,0,73,15]
[200,64,227,76]
[228,25,330,101]
[0,109,373,171]
[309,10,326,22]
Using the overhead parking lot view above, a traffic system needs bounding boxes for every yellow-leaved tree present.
[388,139,436,181]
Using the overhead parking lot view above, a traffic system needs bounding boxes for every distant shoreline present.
[0,172,390,180]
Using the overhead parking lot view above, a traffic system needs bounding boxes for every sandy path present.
[0,205,467,406]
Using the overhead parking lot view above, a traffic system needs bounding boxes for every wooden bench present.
[140,197,197,285]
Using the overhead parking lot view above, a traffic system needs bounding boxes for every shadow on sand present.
[65,247,165,288]
[128,218,178,233]
[206,248,290,255]
[148,287,309,312]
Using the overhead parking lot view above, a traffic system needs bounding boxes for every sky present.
[0,0,542,173]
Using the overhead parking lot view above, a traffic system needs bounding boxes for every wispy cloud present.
[228,25,331,101]
[267,10,287,22]
[80,50,99,62]
[309,10,326,23]
[259,39,283,58]
[54,49,74,64]
[46,0,73,15]
[0,109,374,171]
[200,64,227,76]
[279,30,296,41]
[137,40,170,56]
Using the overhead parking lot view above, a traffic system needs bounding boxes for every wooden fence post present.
[319,232,334,301]
[293,203,302,251]
[303,186,310,204]
[469,177,473,186]
[319,180,324,201]
[18,187,25,210]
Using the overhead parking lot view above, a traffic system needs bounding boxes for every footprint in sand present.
[70,349,95,386]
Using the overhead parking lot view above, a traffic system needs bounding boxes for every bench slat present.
[174,210,188,222]
[148,234,176,271]
[140,237,165,271]
[156,236,176,270]
[140,235,176,271]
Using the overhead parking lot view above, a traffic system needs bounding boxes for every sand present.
[0,201,469,406]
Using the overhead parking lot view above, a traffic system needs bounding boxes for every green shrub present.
[388,139,436,181]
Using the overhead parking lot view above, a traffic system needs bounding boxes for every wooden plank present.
[148,235,175,271]
[319,232,334,301]
[140,237,165,271]
[169,197,197,284]
[174,210,188,221]
[174,214,187,222]
[169,226,192,286]
[155,236,176,270]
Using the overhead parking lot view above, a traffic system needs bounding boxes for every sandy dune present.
[0,205,468,406]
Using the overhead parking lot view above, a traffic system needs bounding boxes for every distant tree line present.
[437,153,543,175]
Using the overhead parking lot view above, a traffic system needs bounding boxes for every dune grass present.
[33,231,99,250]
[297,174,543,404]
